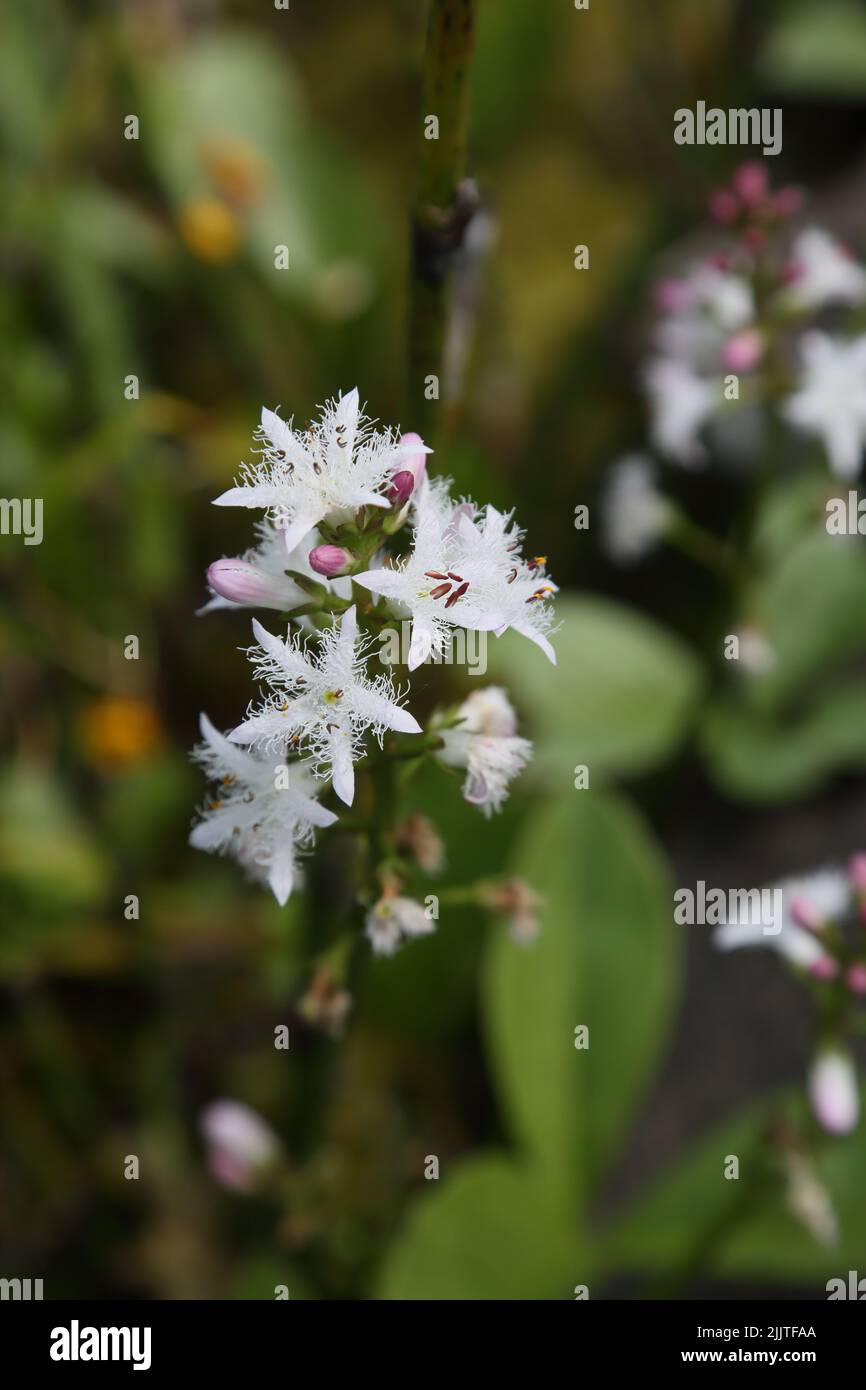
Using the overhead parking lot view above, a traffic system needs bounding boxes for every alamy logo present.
[826,492,866,535]
[674,102,782,157]
[0,1276,42,1299]
[0,497,43,545]
[827,1270,866,1299]
[378,621,487,676]
[674,881,782,934]
[50,1320,152,1371]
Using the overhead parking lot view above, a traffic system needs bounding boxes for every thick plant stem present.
[408,0,478,439]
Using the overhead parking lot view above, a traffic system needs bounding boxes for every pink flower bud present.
[397,431,428,487]
[791,896,825,933]
[809,955,838,982]
[780,257,804,286]
[849,852,866,892]
[708,189,740,224]
[808,1048,859,1136]
[653,277,691,314]
[846,963,866,995]
[200,1100,281,1192]
[208,558,286,607]
[742,227,765,255]
[387,470,415,506]
[732,161,768,208]
[721,328,763,373]
[308,544,353,578]
[773,185,803,219]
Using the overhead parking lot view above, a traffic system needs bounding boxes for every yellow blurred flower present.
[178,197,241,264]
[78,697,164,770]
[203,136,270,209]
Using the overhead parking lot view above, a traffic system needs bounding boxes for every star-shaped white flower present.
[189,714,338,905]
[365,896,435,956]
[229,606,421,806]
[435,687,533,816]
[644,358,716,466]
[354,477,558,669]
[781,228,866,314]
[213,388,430,553]
[784,332,866,478]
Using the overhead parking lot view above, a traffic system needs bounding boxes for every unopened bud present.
[208,558,290,608]
[308,544,353,578]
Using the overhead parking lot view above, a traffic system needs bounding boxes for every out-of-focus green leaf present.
[378,1155,583,1300]
[487,593,704,786]
[485,792,678,1207]
[749,470,832,567]
[759,0,866,100]
[747,532,866,712]
[701,682,866,803]
[608,1090,866,1287]
[0,762,108,909]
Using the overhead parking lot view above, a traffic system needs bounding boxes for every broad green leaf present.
[701,683,866,803]
[748,532,866,712]
[607,1090,866,1288]
[487,594,704,786]
[760,0,866,101]
[378,1155,583,1301]
[484,793,678,1207]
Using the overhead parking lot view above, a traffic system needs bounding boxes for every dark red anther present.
[430,582,451,600]
[424,570,449,580]
[444,581,469,608]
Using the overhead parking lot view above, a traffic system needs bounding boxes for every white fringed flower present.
[784,332,866,478]
[189,713,338,905]
[366,895,435,956]
[355,477,557,668]
[229,606,421,807]
[713,868,849,969]
[781,228,866,314]
[602,455,671,563]
[436,687,532,816]
[644,358,716,466]
[808,1047,859,1136]
[213,388,430,552]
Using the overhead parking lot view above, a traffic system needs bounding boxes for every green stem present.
[408,0,479,438]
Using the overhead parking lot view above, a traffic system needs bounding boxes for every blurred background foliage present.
[3,0,866,1299]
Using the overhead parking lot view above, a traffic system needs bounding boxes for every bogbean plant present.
[190,389,556,970]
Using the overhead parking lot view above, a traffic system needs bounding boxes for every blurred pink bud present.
[846,963,866,995]
[387,470,415,506]
[849,852,866,892]
[732,161,768,208]
[721,329,763,373]
[308,544,353,577]
[791,896,825,932]
[808,1048,859,1136]
[653,278,691,314]
[200,1100,281,1192]
[208,558,284,607]
[397,431,428,487]
[780,257,804,286]
[809,955,839,982]
[742,227,765,255]
[773,185,803,219]
[708,251,733,272]
[709,189,740,224]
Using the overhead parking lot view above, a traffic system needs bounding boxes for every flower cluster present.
[189,389,555,956]
[604,162,866,563]
[714,859,866,1136]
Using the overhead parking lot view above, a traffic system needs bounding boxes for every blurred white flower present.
[602,455,671,563]
[808,1047,859,1136]
[213,388,430,552]
[356,476,558,668]
[656,265,754,367]
[190,714,337,905]
[713,868,849,970]
[781,228,866,314]
[644,358,716,466]
[200,1100,281,1192]
[436,686,532,816]
[784,1152,838,1246]
[784,332,866,478]
[229,607,421,807]
[734,625,776,676]
[366,895,435,956]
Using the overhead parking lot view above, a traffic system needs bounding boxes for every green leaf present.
[701,682,866,803]
[760,0,866,101]
[608,1090,866,1287]
[487,594,704,786]
[748,531,866,712]
[377,1155,583,1301]
[0,762,108,910]
[484,793,679,1206]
